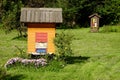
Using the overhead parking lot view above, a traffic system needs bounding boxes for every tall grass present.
[0,27,120,80]
[100,25,120,32]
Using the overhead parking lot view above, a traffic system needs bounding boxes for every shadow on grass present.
[12,35,27,41]
[65,56,90,64]
[5,74,26,80]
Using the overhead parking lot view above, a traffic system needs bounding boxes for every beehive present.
[20,8,62,55]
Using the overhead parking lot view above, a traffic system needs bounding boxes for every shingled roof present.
[20,8,62,23]
[89,13,101,18]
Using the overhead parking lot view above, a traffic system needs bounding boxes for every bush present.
[54,31,74,61]
[101,25,120,32]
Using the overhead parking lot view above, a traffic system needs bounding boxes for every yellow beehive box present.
[20,8,62,55]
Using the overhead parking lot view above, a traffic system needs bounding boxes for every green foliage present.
[54,31,74,60]
[0,24,3,29]
[14,45,28,59]
[23,0,44,7]
[0,0,2,22]
[2,0,24,35]
[101,25,120,32]
[0,67,8,80]
[1,0,120,30]
[2,10,17,33]
[95,0,120,25]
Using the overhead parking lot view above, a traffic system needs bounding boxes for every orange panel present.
[27,23,55,54]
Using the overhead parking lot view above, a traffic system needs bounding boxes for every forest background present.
[0,0,120,35]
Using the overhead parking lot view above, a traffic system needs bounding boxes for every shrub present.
[101,25,120,32]
[54,31,74,61]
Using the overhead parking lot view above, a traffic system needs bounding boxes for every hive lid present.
[20,8,63,23]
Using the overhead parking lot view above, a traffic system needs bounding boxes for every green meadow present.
[0,26,120,80]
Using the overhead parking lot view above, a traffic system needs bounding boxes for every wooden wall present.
[27,23,55,53]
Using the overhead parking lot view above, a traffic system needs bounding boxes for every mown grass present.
[0,25,120,80]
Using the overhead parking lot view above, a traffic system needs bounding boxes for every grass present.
[0,26,120,80]
[100,25,120,32]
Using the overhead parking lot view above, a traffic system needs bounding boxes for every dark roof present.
[89,13,101,18]
[20,8,63,23]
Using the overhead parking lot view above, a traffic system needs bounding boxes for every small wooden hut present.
[20,8,62,55]
[89,13,101,32]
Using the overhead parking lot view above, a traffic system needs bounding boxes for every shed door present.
[35,33,47,55]
[92,18,97,27]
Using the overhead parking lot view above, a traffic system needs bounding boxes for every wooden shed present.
[89,13,101,32]
[20,8,62,55]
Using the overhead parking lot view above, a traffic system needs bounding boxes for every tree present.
[23,0,45,7]
[1,0,120,32]
[96,0,120,25]
[0,0,2,22]
[2,0,24,36]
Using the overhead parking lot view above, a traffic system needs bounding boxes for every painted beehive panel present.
[36,33,47,42]
[35,43,47,48]
[27,23,55,54]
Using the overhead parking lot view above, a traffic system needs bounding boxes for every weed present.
[14,45,28,58]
